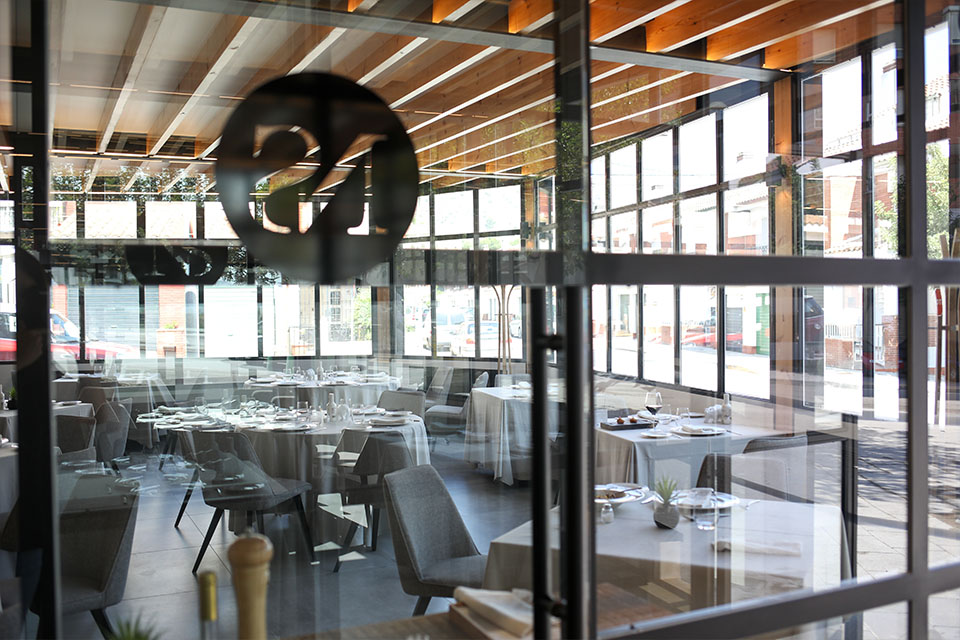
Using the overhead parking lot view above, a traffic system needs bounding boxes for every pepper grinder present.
[228,533,273,640]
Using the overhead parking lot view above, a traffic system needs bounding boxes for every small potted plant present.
[653,476,680,529]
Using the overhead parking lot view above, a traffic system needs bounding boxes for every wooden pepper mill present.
[228,533,274,640]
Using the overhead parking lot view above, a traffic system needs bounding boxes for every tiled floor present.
[26,425,960,639]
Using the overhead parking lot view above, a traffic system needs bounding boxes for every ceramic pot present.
[654,503,679,529]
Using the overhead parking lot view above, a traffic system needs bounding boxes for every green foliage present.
[875,144,951,257]
[352,286,372,341]
[109,615,161,640]
[654,476,678,505]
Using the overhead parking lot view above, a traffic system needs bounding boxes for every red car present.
[0,310,138,362]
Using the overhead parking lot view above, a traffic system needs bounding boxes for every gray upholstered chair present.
[94,400,131,469]
[77,384,116,411]
[56,414,97,461]
[423,366,454,410]
[0,578,22,639]
[377,390,426,418]
[334,430,415,568]
[190,430,315,573]
[424,372,488,448]
[383,465,486,616]
[45,475,140,638]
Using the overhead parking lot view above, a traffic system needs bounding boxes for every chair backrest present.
[271,395,296,409]
[78,385,115,409]
[473,372,489,389]
[56,414,97,453]
[189,430,278,504]
[251,389,274,404]
[59,475,140,609]
[94,400,131,462]
[698,434,809,499]
[352,430,415,478]
[457,372,489,419]
[377,390,426,418]
[425,367,453,403]
[383,465,479,592]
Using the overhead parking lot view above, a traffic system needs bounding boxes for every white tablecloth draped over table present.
[53,373,174,410]
[464,387,559,486]
[245,375,399,408]
[0,448,17,579]
[594,419,799,489]
[0,402,95,442]
[483,500,848,611]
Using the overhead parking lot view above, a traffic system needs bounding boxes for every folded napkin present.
[454,587,534,638]
[713,538,802,556]
[681,424,712,434]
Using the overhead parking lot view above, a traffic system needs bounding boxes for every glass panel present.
[609,144,637,209]
[725,287,770,399]
[741,601,908,640]
[204,286,258,357]
[593,285,608,372]
[679,113,716,192]
[680,285,717,390]
[479,184,520,234]
[591,216,607,253]
[479,286,523,360]
[679,195,717,255]
[724,184,768,255]
[609,211,637,254]
[591,156,606,213]
[610,285,638,377]
[145,200,197,239]
[84,200,137,239]
[319,285,372,356]
[434,286,471,357]
[49,201,78,239]
[930,589,959,638]
[723,94,768,182]
[405,195,430,239]
[402,285,431,357]
[642,130,673,201]
[642,204,673,254]
[642,285,674,384]
[435,190,474,237]
[263,285,315,357]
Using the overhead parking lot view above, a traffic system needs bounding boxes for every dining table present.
[0,401,95,442]
[244,373,400,408]
[483,498,849,612]
[145,404,429,538]
[594,415,807,492]
[463,385,561,486]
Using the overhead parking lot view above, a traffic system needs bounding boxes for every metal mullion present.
[716,108,725,394]
[903,0,930,637]
[314,285,321,357]
[862,45,877,420]
[429,192,438,358]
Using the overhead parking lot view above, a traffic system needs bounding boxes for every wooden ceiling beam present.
[147,15,265,156]
[97,4,166,154]
[433,0,485,23]
[706,0,891,61]
[508,0,694,40]
[644,0,794,53]
[83,158,102,192]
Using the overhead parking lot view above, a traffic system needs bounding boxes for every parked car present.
[451,321,511,358]
[423,310,467,354]
[0,310,138,362]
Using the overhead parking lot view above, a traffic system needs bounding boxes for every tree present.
[875,143,950,257]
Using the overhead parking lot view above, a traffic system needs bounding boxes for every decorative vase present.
[654,503,679,529]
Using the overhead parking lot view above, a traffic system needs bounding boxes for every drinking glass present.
[675,406,690,427]
[297,401,309,414]
[644,391,663,416]
[692,488,718,531]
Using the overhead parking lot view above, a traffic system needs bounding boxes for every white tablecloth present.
[0,448,17,579]
[245,376,399,408]
[595,419,792,488]
[54,373,174,411]
[484,500,848,611]
[0,402,95,442]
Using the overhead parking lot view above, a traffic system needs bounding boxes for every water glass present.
[297,401,309,414]
[692,488,718,531]
[675,407,690,426]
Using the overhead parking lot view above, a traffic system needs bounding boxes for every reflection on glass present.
[593,285,608,372]
[723,94,768,182]
[680,286,717,390]
[591,156,606,213]
[609,145,637,209]
[643,285,674,383]
[610,285,638,377]
[319,286,372,356]
[725,287,770,399]
[679,195,717,255]
[85,201,137,239]
[724,184,768,255]
[145,201,196,239]
[679,113,716,192]
[609,211,636,254]
[435,190,474,236]
[642,204,673,254]
[642,130,673,201]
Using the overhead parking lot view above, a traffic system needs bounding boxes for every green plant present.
[654,476,678,505]
[8,387,15,400]
[110,615,161,640]
[162,321,179,330]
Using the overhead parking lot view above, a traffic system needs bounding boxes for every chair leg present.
[174,467,200,529]
[413,595,431,616]
[193,509,223,574]
[91,608,115,639]
[245,510,255,532]
[256,510,266,534]
[158,434,176,470]
[293,495,316,563]
[370,507,381,552]
[333,521,359,573]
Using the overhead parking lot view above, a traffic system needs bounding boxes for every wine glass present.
[644,391,663,417]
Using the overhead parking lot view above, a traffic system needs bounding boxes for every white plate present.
[56,400,83,406]
[273,414,296,422]
[640,431,670,439]
[386,410,412,417]
[369,417,408,426]
[670,425,725,437]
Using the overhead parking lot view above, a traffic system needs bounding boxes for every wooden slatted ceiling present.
[30,0,949,194]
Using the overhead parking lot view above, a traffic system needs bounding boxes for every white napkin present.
[454,587,534,637]
[681,424,712,434]
[713,538,802,556]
